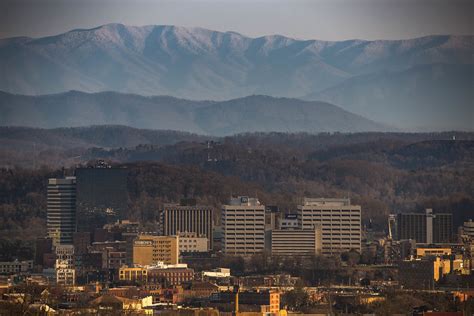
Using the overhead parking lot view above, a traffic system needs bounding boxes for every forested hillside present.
[1,130,473,260]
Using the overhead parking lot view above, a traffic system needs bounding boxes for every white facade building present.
[270,228,322,256]
[202,268,231,278]
[47,177,76,246]
[222,196,265,256]
[297,198,361,255]
[178,232,209,253]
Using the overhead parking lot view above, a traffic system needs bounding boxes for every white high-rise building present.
[297,198,361,255]
[222,196,265,256]
[47,177,76,246]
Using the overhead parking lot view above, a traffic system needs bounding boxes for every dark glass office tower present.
[433,213,453,243]
[397,209,452,243]
[397,213,427,243]
[75,165,128,232]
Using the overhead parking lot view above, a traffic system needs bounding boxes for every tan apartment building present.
[178,232,209,253]
[132,235,179,265]
[297,198,361,255]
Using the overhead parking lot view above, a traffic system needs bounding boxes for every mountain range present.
[0,23,472,130]
[0,91,388,135]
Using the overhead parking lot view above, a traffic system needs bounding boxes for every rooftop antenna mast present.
[33,142,36,169]
[207,141,212,162]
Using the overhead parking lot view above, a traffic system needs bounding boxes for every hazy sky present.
[0,0,472,40]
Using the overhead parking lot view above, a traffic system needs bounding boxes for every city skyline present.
[0,0,473,313]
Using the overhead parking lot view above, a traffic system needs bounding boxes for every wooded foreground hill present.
[0,127,473,258]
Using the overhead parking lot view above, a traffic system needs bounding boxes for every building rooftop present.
[129,262,189,270]
[301,198,351,207]
[227,196,261,206]
[48,177,76,185]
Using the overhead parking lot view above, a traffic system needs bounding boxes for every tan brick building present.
[132,235,179,265]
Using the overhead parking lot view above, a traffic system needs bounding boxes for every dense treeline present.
[84,136,473,228]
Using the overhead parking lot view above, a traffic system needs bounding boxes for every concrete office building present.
[47,177,77,246]
[178,232,209,253]
[297,198,361,255]
[462,219,474,240]
[132,235,179,265]
[397,209,453,244]
[268,228,322,256]
[161,203,213,250]
[222,196,265,256]
[0,260,33,274]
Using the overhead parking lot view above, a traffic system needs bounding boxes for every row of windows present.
[322,237,360,240]
[303,224,359,227]
[224,230,265,233]
[300,212,360,215]
[223,220,265,224]
[225,246,264,250]
[302,219,361,223]
[224,241,265,245]
[224,235,265,238]
[298,209,360,212]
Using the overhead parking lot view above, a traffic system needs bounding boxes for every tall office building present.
[161,202,213,250]
[47,177,77,246]
[397,209,453,244]
[222,196,265,256]
[75,165,128,232]
[297,198,361,255]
